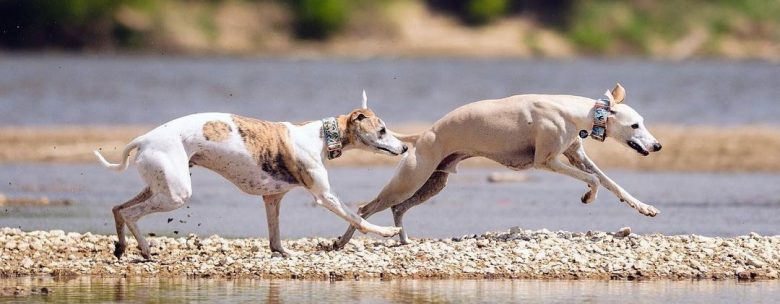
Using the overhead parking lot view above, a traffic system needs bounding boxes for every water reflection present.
[1,277,778,303]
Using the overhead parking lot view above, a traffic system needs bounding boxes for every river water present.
[2,277,779,303]
[1,56,779,302]
[1,165,778,238]
[1,55,779,126]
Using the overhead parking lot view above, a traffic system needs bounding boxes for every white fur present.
[362,90,368,109]
[95,111,403,259]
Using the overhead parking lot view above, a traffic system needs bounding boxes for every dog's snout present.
[401,145,409,154]
[653,143,662,152]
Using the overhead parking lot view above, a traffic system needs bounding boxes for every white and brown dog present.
[335,84,662,249]
[95,91,406,259]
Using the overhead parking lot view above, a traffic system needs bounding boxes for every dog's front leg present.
[576,151,660,217]
[313,192,401,237]
[563,142,599,204]
[537,158,600,204]
[306,168,401,238]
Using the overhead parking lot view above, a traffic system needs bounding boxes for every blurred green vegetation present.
[0,0,778,56]
[427,0,511,25]
[563,0,780,54]
[287,0,350,40]
[0,0,155,49]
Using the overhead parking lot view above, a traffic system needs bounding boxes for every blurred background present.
[0,0,778,58]
[0,0,778,239]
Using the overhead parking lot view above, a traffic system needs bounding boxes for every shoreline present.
[1,228,777,281]
[1,124,779,172]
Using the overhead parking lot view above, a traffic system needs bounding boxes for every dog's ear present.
[361,90,368,109]
[351,111,367,121]
[611,83,626,104]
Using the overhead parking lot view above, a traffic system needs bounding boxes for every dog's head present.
[604,83,662,156]
[342,91,408,156]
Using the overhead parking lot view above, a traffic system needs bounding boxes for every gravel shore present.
[1,228,778,280]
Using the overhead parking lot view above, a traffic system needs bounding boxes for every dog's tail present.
[391,130,420,144]
[93,138,142,172]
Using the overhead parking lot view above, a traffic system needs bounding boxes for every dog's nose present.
[402,145,408,153]
[653,143,662,152]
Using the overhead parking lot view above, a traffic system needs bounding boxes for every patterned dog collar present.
[583,98,611,142]
[321,117,343,159]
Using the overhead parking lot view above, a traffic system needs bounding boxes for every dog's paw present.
[331,238,347,251]
[113,241,126,260]
[638,204,660,217]
[581,191,596,204]
[272,249,302,258]
[376,226,402,237]
[398,236,411,245]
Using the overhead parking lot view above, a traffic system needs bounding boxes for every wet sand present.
[1,228,778,280]
[1,124,779,172]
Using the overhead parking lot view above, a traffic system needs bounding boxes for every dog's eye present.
[379,127,386,135]
[631,123,639,129]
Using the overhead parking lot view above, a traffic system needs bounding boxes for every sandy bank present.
[1,124,778,172]
[0,228,778,280]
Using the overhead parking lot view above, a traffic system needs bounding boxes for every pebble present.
[0,227,778,280]
[614,227,632,238]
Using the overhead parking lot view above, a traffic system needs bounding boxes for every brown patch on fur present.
[231,115,313,186]
[202,121,232,142]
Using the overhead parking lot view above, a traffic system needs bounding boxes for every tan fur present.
[611,83,626,104]
[231,115,311,186]
[335,88,661,248]
[390,130,420,144]
[202,121,232,142]
[341,108,385,146]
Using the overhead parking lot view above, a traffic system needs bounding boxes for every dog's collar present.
[580,98,611,142]
[321,117,343,159]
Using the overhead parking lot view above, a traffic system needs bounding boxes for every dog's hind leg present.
[334,145,441,249]
[112,187,152,259]
[262,192,290,256]
[120,150,192,260]
[392,171,450,244]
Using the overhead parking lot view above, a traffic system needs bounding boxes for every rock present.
[534,251,546,261]
[746,256,766,268]
[5,241,17,250]
[21,257,34,268]
[614,227,632,238]
[0,229,777,280]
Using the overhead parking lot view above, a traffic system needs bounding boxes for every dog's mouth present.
[627,140,650,156]
[376,146,400,156]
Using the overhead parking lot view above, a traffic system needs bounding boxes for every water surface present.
[1,165,778,238]
[1,277,778,303]
[1,56,778,126]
